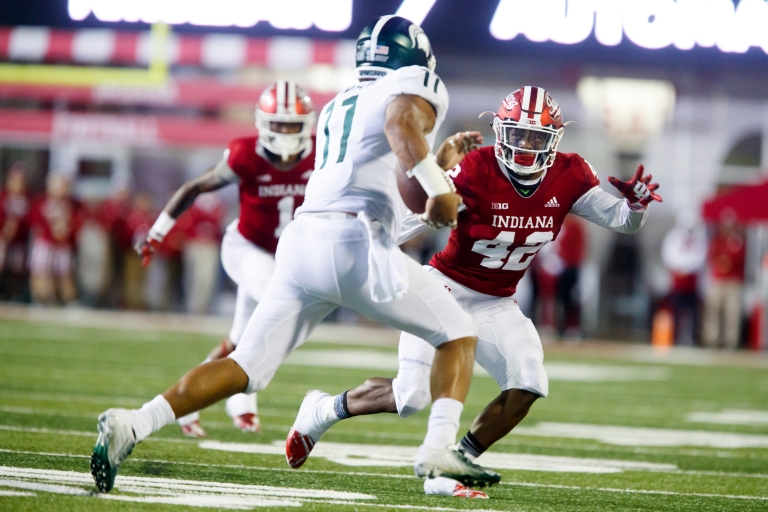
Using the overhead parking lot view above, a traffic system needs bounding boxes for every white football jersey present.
[296,65,449,236]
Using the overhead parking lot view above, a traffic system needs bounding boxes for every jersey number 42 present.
[471,231,553,271]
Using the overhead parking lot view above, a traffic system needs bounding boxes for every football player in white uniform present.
[91,15,500,493]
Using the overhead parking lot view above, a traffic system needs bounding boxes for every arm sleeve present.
[396,203,467,245]
[397,211,430,245]
[569,186,647,234]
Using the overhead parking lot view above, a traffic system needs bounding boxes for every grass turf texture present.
[0,317,767,511]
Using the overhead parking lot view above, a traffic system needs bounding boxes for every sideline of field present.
[2,303,767,367]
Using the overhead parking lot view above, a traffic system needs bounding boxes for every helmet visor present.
[501,126,556,152]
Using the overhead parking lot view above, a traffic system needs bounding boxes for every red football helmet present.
[492,86,564,175]
[255,80,316,160]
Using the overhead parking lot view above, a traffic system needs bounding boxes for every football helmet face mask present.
[255,80,316,161]
[492,86,564,176]
[355,15,436,80]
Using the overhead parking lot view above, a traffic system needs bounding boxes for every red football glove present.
[607,164,662,208]
[135,236,162,267]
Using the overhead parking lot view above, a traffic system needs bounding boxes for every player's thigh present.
[348,257,476,347]
[229,259,337,393]
[475,301,548,397]
[221,229,276,302]
[393,330,436,417]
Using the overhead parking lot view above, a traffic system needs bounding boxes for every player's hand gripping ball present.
[135,236,161,267]
[607,164,663,207]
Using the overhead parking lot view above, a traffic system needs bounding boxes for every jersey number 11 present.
[319,95,359,169]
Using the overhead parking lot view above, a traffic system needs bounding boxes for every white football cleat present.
[424,476,489,498]
[90,409,137,493]
[286,390,334,468]
[233,413,261,433]
[414,445,501,488]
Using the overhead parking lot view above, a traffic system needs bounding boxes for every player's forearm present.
[384,115,431,170]
[570,186,647,234]
[163,167,229,219]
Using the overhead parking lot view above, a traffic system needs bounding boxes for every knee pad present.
[392,365,431,418]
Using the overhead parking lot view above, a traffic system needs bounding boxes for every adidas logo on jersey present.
[301,170,313,180]
[257,174,273,183]
[544,197,560,207]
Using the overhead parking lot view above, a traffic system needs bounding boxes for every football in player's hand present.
[395,163,428,214]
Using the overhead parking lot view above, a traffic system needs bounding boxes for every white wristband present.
[407,154,453,198]
[149,211,176,241]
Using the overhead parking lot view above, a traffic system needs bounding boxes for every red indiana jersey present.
[226,135,314,254]
[431,146,599,297]
[29,196,84,247]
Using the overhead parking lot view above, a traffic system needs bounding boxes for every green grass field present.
[1,314,768,511]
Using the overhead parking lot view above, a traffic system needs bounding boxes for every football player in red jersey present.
[135,80,316,437]
[289,86,662,498]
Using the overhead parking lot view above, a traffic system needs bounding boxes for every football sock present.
[333,391,352,420]
[459,431,487,461]
[423,398,463,450]
[132,395,176,442]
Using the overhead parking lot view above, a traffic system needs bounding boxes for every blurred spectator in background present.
[95,182,132,307]
[532,242,562,339]
[555,216,587,339]
[0,162,31,301]
[703,213,746,349]
[28,174,82,304]
[177,194,226,314]
[77,200,111,307]
[122,193,154,309]
[661,211,707,345]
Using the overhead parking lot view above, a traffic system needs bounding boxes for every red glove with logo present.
[607,164,662,208]
[135,236,161,267]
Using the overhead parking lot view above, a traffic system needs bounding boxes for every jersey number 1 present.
[320,95,358,169]
[471,231,553,271]
[274,196,294,238]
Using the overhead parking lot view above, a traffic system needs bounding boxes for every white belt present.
[299,211,358,220]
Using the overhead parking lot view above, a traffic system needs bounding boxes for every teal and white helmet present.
[355,15,436,80]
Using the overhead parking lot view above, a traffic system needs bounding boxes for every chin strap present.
[504,165,546,199]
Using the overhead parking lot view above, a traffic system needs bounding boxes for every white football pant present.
[393,267,549,418]
[230,214,477,393]
[178,221,270,426]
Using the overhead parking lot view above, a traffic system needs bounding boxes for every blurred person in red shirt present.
[661,211,707,345]
[554,215,586,339]
[703,213,746,349]
[175,194,226,314]
[28,173,83,304]
[122,193,155,309]
[0,163,32,300]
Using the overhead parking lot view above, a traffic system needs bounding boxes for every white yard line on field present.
[0,424,194,445]
[503,481,768,501]
[513,422,768,448]
[5,447,768,482]
[687,409,768,426]
[0,389,146,407]
[0,489,35,497]
[200,440,678,474]
[0,466,515,512]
